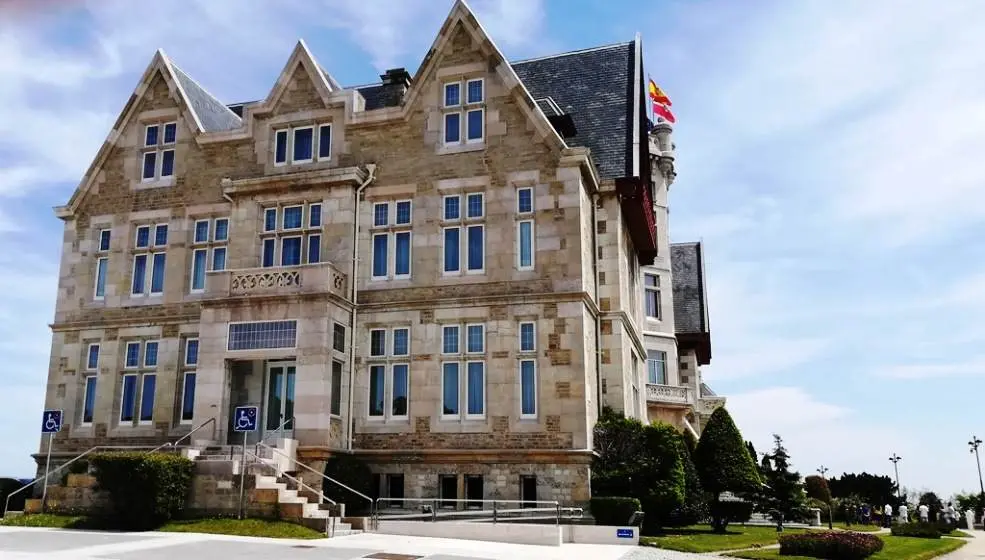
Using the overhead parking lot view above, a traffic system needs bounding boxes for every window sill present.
[135,177,175,190]
[437,143,486,156]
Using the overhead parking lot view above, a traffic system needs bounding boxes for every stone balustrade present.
[698,396,726,415]
[206,262,348,300]
[645,383,691,406]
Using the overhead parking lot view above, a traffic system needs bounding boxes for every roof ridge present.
[510,41,634,65]
[171,63,242,122]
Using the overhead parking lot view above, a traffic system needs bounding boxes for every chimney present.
[379,68,412,106]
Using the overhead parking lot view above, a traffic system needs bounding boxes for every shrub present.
[67,459,90,475]
[322,454,374,515]
[805,475,832,503]
[590,497,641,526]
[661,432,707,528]
[709,499,753,524]
[890,522,943,538]
[693,408,761,532]
[780,531,884,559]
[0,478,26,514]
[90,452,194,530]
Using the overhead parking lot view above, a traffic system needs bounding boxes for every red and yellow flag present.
[648,79,672,106]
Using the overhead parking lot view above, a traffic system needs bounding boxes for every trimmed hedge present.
[90,452,194,530]
[322,454,374,515]
[890,522,943,538]
[780,531,884,559]
[709,499,754,524]
[590,496,641,526]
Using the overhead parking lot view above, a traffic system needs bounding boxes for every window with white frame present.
[190,217,229,293]
[516,187,535,270]
[131,224,168,296]
[81,343,100,425]
[518,321,536,353]
[442,79,484,146]
[440,323,486,420]
[370,200,413,281]
[519,359,537,418]
[644,273,661,320]
[260,203,322,268]
[367,327,410,420]
[141,122,176,182]
[441,193,485,275]
[94,229,111,300]
[647,350,667,385]
[120,340,158,425]
[180,338,199,424]
[274,123,332,166]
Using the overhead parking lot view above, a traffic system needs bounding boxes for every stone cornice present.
[220,166,366,197]
[601,309,647,358]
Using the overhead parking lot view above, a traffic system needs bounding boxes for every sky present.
[0,0,983,498]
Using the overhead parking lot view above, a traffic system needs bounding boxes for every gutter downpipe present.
[591,191,603,420]
[346,163,378,452]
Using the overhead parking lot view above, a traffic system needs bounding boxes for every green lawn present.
[1,514,324,540]
[948,529,974,538]
[641,525,805,553]
[726,535,967,560]
[159,518,324,539]
[808,522,882,533]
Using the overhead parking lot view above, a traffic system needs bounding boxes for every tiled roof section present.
[700,383,717,398]
[512,42,635,179]
[172,65,242,132]
[671,242,709,335]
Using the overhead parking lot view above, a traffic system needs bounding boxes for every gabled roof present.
[171,65,241,132]
[671,241,710,335]
[512,42,635,180]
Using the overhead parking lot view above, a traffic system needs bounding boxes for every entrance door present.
[264,362,296,434]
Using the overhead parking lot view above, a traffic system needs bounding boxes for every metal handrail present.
[372,497,583,526]
[255,442,374,526]
[151,417,217,453]
[3,445,165,516]
[257,416,295,448]
[242,448,339,537]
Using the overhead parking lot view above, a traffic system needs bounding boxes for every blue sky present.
[1,0,983,498]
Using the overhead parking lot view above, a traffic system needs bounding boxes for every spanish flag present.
[648,79,672,106]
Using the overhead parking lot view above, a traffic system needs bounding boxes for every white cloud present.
[872,359,985,380]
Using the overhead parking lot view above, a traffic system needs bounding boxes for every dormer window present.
[141,122,176,182]
[274,123,332,166]
[443,79,484,146]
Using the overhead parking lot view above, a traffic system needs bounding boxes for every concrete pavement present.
[0,527,705,560]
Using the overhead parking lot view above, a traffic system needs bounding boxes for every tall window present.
[441,323,485,420]
[367,327,410,420]
[180,338,199,424]
[370,200,413,281]
[94,229,111,300]
[273,123,332,166]
[260,203,322,268]
[331,361,343,416]
[644,273,661,320]
[190,217,229,293]
[516,187,535,271]
[131,224,167,296]
[141,122,176,181]
[441,193,484,275]
[647,350,667,385]
[81,343,100,425]
[332,323,346,353]
[120,340,158,425]
[443,79,484,146]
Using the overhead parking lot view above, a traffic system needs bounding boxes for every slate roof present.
[671,242,709,335]
[512,42,635,180]
[172,65,242,132]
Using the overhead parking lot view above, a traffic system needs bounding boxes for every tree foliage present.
[805,475,832,503]
[918,492,943,522]
[693,407,761,532]
[90,452,194,530]
[828,472,896,507]
[592,407,685,531]
[661,431,707,528]
[756,435,807,519]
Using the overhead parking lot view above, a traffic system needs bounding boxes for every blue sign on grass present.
[233,406,258,432]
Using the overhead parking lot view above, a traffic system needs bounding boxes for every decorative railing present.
[206,262,348,300]
[698,396,726,415]
[230,270,301,294]
[646,383,691,405]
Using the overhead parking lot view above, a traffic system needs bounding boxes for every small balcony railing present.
[646,383,692,406]
[698,396,726,416]
[206,262,348,300]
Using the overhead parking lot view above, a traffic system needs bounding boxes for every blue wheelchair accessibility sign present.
[233,406,258,432]
[41,410,62,434]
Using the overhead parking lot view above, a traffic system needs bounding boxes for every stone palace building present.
[36,0,723,506]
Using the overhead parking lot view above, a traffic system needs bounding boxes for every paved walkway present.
[941,530,985,559]
[0,527,705,560]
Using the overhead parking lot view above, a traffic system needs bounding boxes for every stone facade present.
[34,1,714,510]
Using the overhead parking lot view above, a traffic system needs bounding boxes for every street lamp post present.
[889,454,903,504]
[969,437,984,519]
[818,465,833,529]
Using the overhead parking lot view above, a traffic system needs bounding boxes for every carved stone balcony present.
[206,262,349,301]
[646,383,692,407]
[697,396,726,416]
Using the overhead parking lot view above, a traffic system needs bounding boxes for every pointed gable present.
[259,40,342,116]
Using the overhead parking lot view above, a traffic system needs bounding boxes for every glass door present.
[264,362,296,434]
